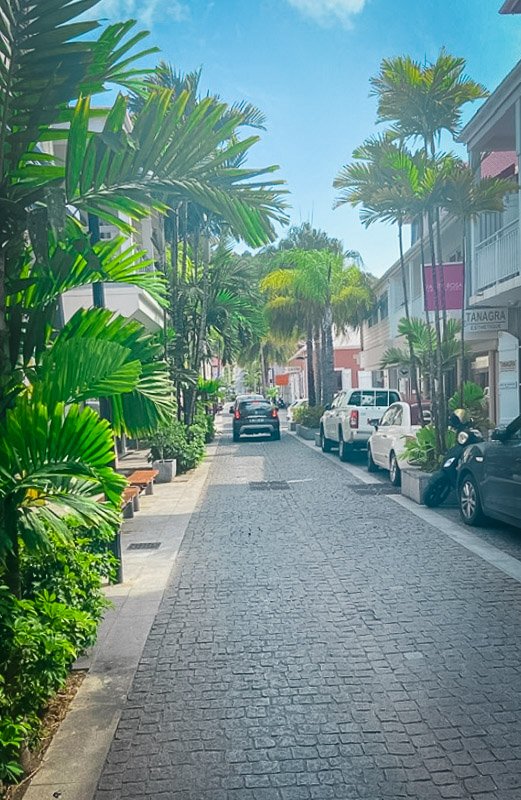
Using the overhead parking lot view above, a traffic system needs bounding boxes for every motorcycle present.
[424,410,484,508]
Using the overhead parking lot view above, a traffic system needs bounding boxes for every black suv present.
[231,397,281,442]
[457,414,521,528]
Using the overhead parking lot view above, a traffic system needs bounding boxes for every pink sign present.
[423,263,464,312]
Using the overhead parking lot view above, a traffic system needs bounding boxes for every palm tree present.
[368,50,488,448]
[442,160,517,402]
[334,135,430,419]
[262,251,374,406]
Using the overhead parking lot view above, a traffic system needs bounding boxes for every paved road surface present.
[95,427,521,800]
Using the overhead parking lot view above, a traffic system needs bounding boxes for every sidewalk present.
[24,446,215,800]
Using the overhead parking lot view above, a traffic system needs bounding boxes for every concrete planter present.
[152,459,177,483]
[289,421,297,432]
[401,466,431,505]
[296,424,318,441]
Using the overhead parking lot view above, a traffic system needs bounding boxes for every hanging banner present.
[423,262,464,312]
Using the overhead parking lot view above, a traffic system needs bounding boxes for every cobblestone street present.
[95,430,521,800]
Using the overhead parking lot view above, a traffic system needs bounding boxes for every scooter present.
[424,410,484,508]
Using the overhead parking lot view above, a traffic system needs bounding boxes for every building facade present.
[460,60,521,425]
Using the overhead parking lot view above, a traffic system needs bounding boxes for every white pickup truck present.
[319,388,402,461]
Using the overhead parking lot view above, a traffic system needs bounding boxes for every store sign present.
[465,308,508,337]
[498,331,520,426]
[423,263,464,311]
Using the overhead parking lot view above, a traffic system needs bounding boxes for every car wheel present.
[389,452,401,487]
[459,473,485,526]
[271,429,281,441]
[320,426,333,453]
[367,445,378,473]
[232,431,240,443]
[339,434,353,462]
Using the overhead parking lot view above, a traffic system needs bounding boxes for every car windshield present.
[239,400,271,412]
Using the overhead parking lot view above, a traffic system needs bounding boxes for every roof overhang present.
[500,0,521,13]
[459,60,521,149]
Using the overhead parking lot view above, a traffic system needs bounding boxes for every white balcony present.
[473,218,520,297]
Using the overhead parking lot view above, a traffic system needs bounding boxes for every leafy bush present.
[148,417,207,473]
[449,382,492,436]
[293,404,324,429]
[0,523,117,787]
[401,425,456,472]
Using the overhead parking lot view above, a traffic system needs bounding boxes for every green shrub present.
[0,522,117,787]
[148,417,207,473]
[401,425,456,472]
[293,404,324,429]
[449,381,492,436]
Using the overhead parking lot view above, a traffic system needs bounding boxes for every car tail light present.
[271,408,278,418]
[234,409,241,420]
[349,409,359,428]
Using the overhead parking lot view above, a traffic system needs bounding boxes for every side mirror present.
[491,427,508,442]
[229,407,235,415]
[324,404,331,411]
[368,418,379,429]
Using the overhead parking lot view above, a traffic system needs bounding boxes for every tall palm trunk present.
[398,219,424,424]
[313,327,322,405]
[427,207,447,452]
[419,215,437,423]
[259,343,268,394]
[306,325,316,406]
[460,217,467,405]
[322,304,335,407]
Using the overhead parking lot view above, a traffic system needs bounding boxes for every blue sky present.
[95,0,521,275]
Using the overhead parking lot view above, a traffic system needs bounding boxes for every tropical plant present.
[401,425,456,473]
[262,249,373,406]
[292,404,324,429]
[448,381,492,436]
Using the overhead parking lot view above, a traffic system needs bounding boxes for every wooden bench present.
[122,486,140,519]
[127,469,158,496]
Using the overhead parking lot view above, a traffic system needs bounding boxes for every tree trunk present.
[306,326,316,406]
[259,343,268,394]
[435,206,448,334]
[322,305,335,407]
[398,221,424,424]
[419,215,437,422]
[460,218,467,406]
[313,327,322,405]
[427,207,447,452]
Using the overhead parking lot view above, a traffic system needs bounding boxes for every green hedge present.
[0,524,117,787]
[148,411,211,473]
[292,404,324,429]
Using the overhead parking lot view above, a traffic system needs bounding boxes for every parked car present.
[287,398,308,423]
[232,397,281,442]
[367,401,431,486]
[320,388,402,461]
[457,414,521,528]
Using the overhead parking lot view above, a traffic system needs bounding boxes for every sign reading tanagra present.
[465,308,508,335]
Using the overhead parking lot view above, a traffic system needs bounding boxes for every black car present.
[231,397,280,442]
[457,415,521,528]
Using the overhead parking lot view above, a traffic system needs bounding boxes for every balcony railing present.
[473,218,520,294]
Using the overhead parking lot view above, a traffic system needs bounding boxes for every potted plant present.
[149,427,177,483]
[400,425,456,504]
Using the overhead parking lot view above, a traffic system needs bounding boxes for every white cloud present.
[286,0,367,27]
[94,0,189,27]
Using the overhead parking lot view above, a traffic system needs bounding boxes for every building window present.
[379,293,388,320]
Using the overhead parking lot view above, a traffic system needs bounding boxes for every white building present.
[460,61,521,425]
[42,107,164,333]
